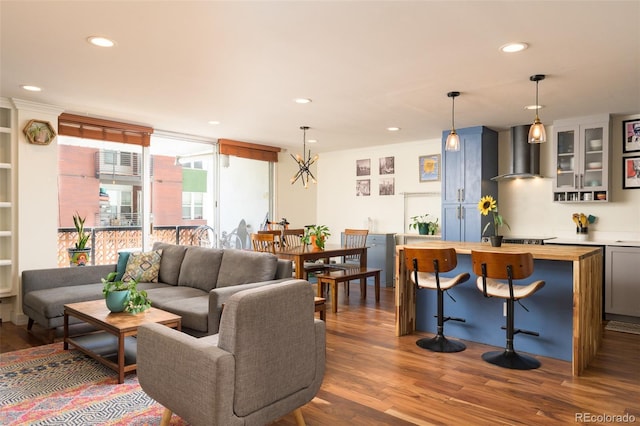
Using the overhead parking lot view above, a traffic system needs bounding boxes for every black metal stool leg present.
[482,299,540,369]
[416,289,466,353]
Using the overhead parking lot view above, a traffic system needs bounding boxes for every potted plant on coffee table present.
[102,272,151,314]
[68,212,92,266]
[301,225,331,250]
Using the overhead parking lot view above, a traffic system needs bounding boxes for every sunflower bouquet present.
[478,195,510,236]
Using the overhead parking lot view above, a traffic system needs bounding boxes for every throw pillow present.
[122,249,163,283]
[114,248,141,281]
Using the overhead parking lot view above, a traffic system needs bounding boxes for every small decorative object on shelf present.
[409,214,439,235]
[478,195,510,247]
[301,225,331,250]
[68,212,91,266]
[102,272,151,314]
[572,213,596,241]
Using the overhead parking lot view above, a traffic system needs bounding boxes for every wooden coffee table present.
[64,300,181,383]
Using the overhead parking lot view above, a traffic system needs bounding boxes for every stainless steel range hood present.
[492,124,542,181]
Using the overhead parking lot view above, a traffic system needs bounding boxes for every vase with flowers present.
[477,195,510,247]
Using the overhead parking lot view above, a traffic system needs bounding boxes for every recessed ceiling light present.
[88,36,115,47]
[21,85,42,92]
[307,139,318,143]
[207,120,220,125]
[387,127,401,132]
[524,104,544,110]
[500,42,528,53]
[294,98,312,104]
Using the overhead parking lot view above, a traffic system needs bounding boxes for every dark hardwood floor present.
[2,286,638,425]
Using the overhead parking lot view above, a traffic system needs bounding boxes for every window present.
[182,192,204,220]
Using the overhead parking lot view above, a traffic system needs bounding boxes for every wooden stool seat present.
[471,250,546,370]
[404,247,470,353]
[315,267,381,313]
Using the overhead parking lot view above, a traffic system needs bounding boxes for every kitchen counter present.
[547,238,640,247]
[395,240,602,376]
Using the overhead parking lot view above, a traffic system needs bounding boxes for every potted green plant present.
[102,272,151,314]
[301,225,331,250]
[68,212,92,266]
[409,214,438,235]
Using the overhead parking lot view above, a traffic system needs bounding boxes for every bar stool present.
[471,250,545,370]
[404,247,470,352]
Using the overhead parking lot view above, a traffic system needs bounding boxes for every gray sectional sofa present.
[22,242,294,338]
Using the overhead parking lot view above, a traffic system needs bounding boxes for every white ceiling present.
[1,1,639,153]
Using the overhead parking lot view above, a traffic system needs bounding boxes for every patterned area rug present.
[0,343,187,425]
[605,320,640,335]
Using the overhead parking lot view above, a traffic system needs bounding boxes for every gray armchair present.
[137,279,326,426]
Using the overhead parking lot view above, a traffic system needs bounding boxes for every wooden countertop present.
[396,240,601,261]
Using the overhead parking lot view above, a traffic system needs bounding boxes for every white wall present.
[500,114,640,240]
[275,150,318,229]
[317,138,442,244]
[309,114,640,244]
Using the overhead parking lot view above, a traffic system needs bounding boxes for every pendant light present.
[290,126,318,189]
[445,91,461,151]
[528,74,547,143]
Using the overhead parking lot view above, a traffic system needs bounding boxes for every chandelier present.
[290,126,318,188]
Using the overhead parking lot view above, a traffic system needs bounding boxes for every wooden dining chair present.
[251,233,277,254]
[333,229,369,295]
[258,229,283,248]
[282,228,305,248]
[470,250,546,370]
[404,247,470,352]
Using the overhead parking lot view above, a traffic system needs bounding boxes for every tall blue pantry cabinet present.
[441,126,498,242]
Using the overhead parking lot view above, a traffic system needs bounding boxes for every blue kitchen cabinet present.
[441,126,498,242]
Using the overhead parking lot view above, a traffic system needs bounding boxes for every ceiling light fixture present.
[500,42,528,53]
[294,98,312,104]
[445,91,461,151]
[207,120,220,125]
[87,36,115,47]
[20,85,42,92]
[528,74,547,144]
[387,127,400,132]
[290,126,318,189]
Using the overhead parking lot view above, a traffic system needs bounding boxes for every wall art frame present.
[23,119,56,145]
[623,118,640,153]
[419,154,441,182]
[622,155,640,189]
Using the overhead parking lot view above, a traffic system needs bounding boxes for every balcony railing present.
[57,225,205,267]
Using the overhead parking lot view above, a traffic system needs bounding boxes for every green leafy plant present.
[101,272,151,314]
[72,212,90,249]
[301,225,331,250]
[409,214,438,235]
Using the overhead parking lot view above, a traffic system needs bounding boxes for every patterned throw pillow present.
[122,249,163,283]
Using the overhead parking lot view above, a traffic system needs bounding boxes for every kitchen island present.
[395,241,602,376]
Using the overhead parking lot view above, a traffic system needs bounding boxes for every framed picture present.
[356,159,371,176]
[356,179,370,196]
[623,156,640,189]
[623,119,640,153]
[379,177,395,195]
[379,156,394,174]
[23,119,57,145]
[419,154,441,182]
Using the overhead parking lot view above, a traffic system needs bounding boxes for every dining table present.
[275,244,368,279]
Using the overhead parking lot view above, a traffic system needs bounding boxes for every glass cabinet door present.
[582,125,605,190]
[556,128,576,189]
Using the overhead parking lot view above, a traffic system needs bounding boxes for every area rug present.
[605,320,640,335]
[0,343,187,425]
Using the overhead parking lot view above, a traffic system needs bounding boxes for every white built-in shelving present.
[0,100,15,296]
